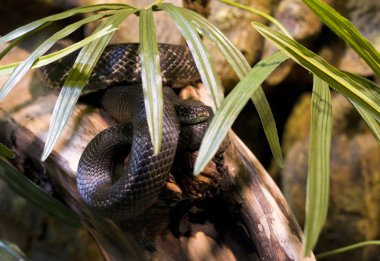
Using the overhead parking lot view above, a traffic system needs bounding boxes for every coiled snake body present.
[39,42,211,220]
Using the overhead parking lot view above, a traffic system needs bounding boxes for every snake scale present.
[39,41,212,220]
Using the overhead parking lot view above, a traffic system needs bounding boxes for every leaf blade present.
[42,8,136,160]
[303,0,380,77]
[0,13,109,101]
[253,23,380,121]
[0,26,117,76]
[180,8,283,166]
[0,143,15,159]
[194,52,288,174]
[0,157,80,226]
[0,4,129,44]
[139,8,163,154]
[304,76,331,255]
[0,241,28,261]
[158,3,223,111]
[316,240,380,259]
[351,101,380,145]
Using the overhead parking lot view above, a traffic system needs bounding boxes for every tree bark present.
[0,45,314,260]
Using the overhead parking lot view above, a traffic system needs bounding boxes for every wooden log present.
[0,44,314,260]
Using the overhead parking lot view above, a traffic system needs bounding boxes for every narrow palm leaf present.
[316,240,380,259]
[0,143,15,159]
[303,0,380,77]
[0,22,52,61]
[181,8,283,166]
[351,102,380,144]
[139,8,163,154]
[158,3,223,110]
[0,157,80,226]
[344,71,380,126]
[0,241,27,261]
[194,52,288,174]
[180,8,249,78]
[0,13,109,101]
[0,26,117,76]
[304,75,331,255]
[253,23,380,121]
[0,4,128,44]
[42,8,136,160]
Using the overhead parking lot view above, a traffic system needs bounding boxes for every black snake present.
[39,41,212,220]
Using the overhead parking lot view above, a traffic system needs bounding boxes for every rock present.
[263,0,325,85]
[264,0,380,85]
[330,0,380,75]
[76,0,185,44]
[204,0,271,90]
[281,93,380,261]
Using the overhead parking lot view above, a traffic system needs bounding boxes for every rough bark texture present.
[0,43,313,260]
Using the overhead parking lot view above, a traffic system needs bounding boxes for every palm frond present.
[158,3,223,111]
[303,0,380,77]
[304,76,331,255]
[181,7,283,166]
[0,157,80,226]
[139,8,163,154]
[0,143,15,159]
[194,52,288,174]
[42,8,136,160]
[253,23,380,121]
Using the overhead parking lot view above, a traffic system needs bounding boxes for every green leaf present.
[303,0,380,77]
[139,8,163,154]
[42,8,136,161]
[250,89,284,166]
[158,3,223,111]
[179,8,283,166]
[0,13,109,101]
[0,157,80,226]
[351,101,380,145]
[0,241,28,261]
[0,143,15,159]
[0,4,129,44]
[253,23,380,121]
[304,75,331,255]
[194,52,288,174]
[344,72,380,139]
[0,22,52,61]
[316,240,380,259]
[0,26,117,76]
[180,8,249,79]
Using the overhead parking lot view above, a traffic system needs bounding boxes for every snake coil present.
[39,42,211,220]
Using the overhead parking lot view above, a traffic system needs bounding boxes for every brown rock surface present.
[264,0,380,84]
[77,0,185,44]
[205,0,270,89]
[281,93,380,260]
[331,0,380,75]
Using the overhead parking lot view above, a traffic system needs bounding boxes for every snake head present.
[175,101,212,126]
